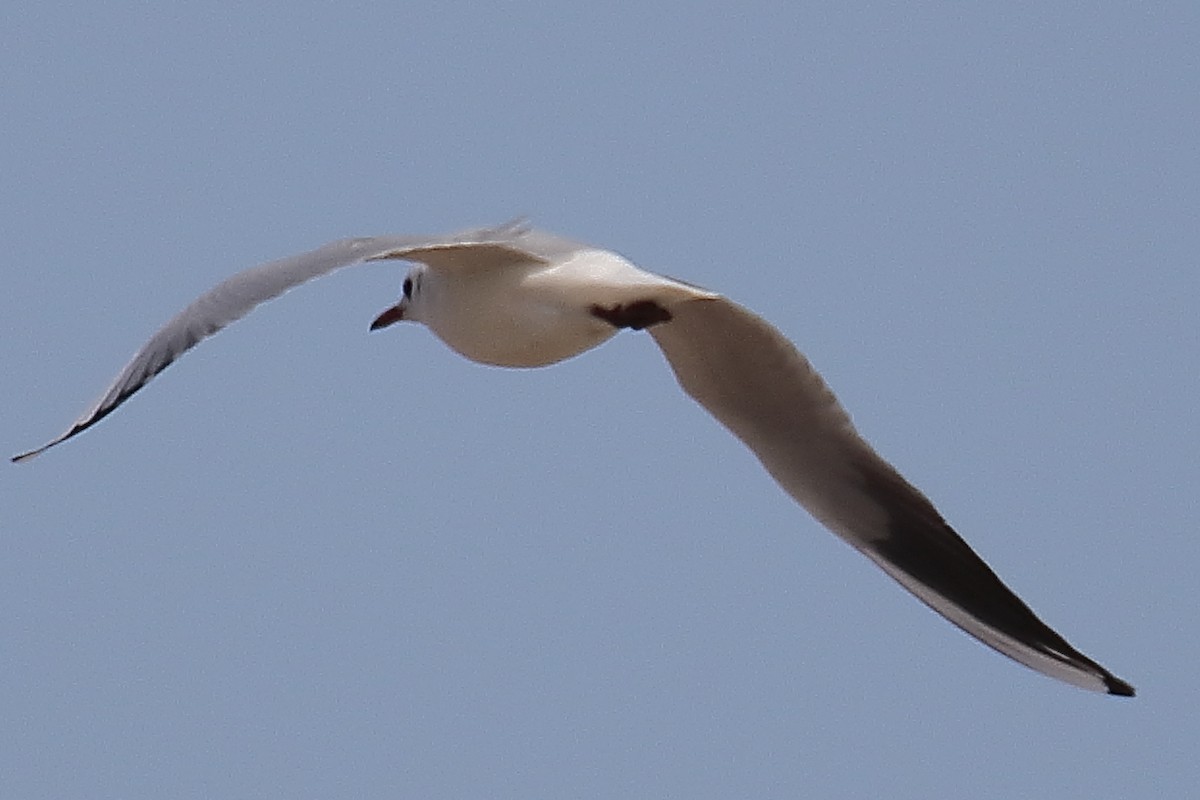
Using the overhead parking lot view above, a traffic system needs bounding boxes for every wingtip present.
[12,432,73,464]
[12,448,41,464]
[1105,675,1136,697]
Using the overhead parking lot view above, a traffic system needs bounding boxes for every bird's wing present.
[649,295,1133,695]
[12,222,532,462]
[365,224,586,271]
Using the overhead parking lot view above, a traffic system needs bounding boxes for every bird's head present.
[369,264,427,330]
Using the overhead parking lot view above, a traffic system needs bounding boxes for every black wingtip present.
[12,447,44,464]
[1105,675,1136,697]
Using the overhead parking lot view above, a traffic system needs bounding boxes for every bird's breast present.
[426,297,618,368]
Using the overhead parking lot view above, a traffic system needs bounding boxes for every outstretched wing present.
[13,222,531,462]
[649,295,1134,695]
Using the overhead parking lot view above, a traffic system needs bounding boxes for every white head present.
[369,264,429,330]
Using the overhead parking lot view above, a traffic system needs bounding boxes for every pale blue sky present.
[3,3,1197,798]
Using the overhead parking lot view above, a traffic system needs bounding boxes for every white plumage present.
[13,221,1134,696]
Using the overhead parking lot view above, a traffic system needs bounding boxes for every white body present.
[404,247,708,367]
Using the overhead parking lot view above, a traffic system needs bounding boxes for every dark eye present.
[402,277,413,299]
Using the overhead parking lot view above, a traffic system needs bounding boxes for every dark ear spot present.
[589,300,673,330]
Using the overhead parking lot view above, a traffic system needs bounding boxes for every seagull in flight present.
[14,220,1134,696]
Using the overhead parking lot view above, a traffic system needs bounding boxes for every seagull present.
[13,220,1134,696]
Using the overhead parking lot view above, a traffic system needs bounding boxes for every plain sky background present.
[3,3,1196,798]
